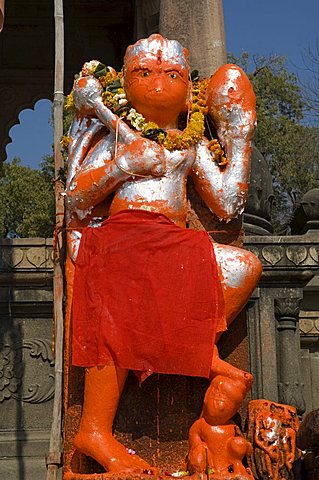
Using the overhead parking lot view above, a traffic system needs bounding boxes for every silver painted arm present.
[66,77,166,213]
[191,64,256,221]
[66,116,106,186]
[191,136,252,221]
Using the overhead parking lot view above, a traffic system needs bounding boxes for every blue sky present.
[5,0,319,169]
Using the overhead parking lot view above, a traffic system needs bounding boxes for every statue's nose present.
[153,76,163,93]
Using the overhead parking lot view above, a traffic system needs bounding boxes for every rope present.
[113,117,150,178]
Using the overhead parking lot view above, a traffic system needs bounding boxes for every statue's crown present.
[124,34,189,70]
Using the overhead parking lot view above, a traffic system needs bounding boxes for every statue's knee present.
[245,250,262,282]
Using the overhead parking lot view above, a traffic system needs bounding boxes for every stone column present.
[159,0,227,76]
[247,289,279,401]
[275,295,306,416]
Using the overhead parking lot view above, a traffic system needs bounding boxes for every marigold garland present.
[64,62,227,167]
[64,92,75,111]
[60,135,71,149]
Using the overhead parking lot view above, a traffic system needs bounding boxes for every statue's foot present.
[210,346,253,386]
[74,429,155,473]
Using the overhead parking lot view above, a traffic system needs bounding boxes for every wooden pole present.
[46,0,64,479]
[0,0,5,32]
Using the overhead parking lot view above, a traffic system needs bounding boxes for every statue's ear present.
[182,78,193,114]
[183,47,189,64]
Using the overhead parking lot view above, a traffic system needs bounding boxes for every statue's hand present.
[116,137,166,177]
[206,64,256,141]
[73,76,103,116]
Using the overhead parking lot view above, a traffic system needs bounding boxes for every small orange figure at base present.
[187,355,254,480]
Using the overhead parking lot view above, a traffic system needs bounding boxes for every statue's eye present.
[169,73,177,79]
[142,71,150,77]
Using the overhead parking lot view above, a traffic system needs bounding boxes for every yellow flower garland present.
[64,64,227,167]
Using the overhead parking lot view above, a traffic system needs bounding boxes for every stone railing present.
[0,238,54,479]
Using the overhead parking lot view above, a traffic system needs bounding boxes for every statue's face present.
[203,376,245,425]
[124,55,189,127]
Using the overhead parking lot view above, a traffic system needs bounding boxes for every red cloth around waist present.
[71,209,222,379]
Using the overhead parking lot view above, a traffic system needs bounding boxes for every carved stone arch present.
[1,89,53,162]
[0,0,135,164]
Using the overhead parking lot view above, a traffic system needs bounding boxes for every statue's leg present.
[187,244,260,475]
[74,363,153,472]
[209,243,262,379]
[213,243,262,334]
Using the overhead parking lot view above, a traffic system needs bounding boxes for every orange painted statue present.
[187,362,254,479]
[64,34,262,473]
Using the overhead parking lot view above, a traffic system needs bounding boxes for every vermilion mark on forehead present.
[156,49,162,65]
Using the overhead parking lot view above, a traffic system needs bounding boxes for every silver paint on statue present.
[124,34,188,70]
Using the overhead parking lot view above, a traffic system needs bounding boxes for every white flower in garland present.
[81,60,100,77]
[114,93,128,106]
[127,108,146,131]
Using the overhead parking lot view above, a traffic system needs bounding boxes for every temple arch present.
[5,99,53,168]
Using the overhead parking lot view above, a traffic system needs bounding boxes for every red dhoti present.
[72,209,224,379]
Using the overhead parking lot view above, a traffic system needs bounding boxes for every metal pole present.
[46,0,64,478]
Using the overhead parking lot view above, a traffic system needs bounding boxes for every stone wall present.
[0,238,54,479]
[0,234,318,478]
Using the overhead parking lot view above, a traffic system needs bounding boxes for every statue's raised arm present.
[66,73,166,214]
[191,64,256,221]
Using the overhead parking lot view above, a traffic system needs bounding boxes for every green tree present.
[301,39,319,119]
[229,52,319,229]
[0,157,55,237]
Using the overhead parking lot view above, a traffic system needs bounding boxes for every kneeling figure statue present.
[65,34,262,475]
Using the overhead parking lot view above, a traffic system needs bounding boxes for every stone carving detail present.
[290,188,319,234]
[286,246,308,265]
[247,400,300,480]
[0,339,54,403]
[299,318,319,335]
[0,245,53,270]
[261,246,284,266]
[247,243,319,269]
[274,298,301,321]
[0,248,24,268]
[26,248,47,268]
[244,147,274,235]
[309,246,319,262]
[277,381,305,417]
[275,297,306,415]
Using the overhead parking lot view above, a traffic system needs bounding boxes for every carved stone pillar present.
[244,147,274,236]
[275,295,306,416]
[159,0,227,75]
